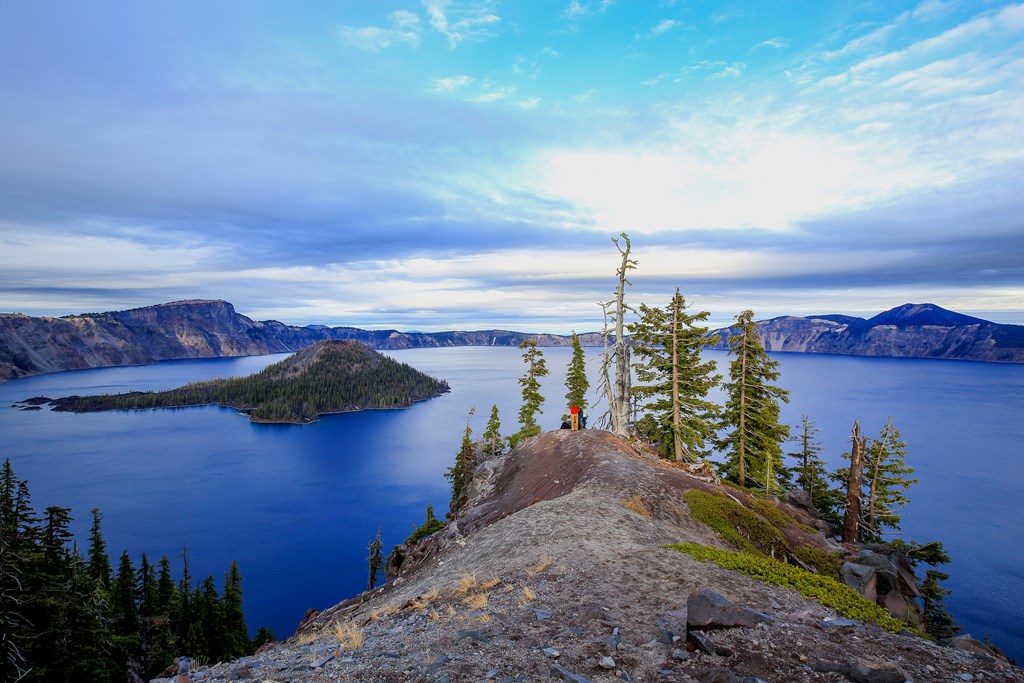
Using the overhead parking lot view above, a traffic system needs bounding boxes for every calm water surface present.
[0,348,1021,661]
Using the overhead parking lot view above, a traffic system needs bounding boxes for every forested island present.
[36,340,449,423]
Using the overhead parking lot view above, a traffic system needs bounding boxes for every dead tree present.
[606,233,636,438]
[367,526,383,592]
[843,422,866,543]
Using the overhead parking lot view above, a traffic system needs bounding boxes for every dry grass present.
[478,613,491,624]
[527,556,553,576]
[332,621,364,651]
[480,575,502,590]
[518,585,537,606]
[368,604,399,623]
[624,495,653,518]
[294,631,318,645]
[409,596,429,611]
[463,592,489,610]
[453,574,479,596]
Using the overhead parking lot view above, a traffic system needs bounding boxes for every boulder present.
[687,588,776,631]
[700,667,738,683]
[848,657,913,683]
[944,634,1007,661]
[882,590,910,621]
[852,550,899,595]
[840,562,878,602]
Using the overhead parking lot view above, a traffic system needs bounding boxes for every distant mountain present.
[37,339,449,423]
[711,303,1024,363]
[0,300,604,380]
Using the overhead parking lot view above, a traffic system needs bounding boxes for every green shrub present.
[750,499,816,533]
[793,544,843,576]
[405,504,445,544]
[684,490,788,558]
[666,543,908,633]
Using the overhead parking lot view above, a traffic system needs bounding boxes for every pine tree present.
[511,340,549,446]
[445,408,476,514]
[788,416,843,528]
[564,332,589,416]
[86,508,112,590]
[861,417,918,542]
[717,310,790,490]
[481,404,504,458]
[221,561,250,659]
[630,289,720,462]
[920,569,960,640]
[0,460,34,683]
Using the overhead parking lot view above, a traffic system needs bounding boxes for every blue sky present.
[1,1,1022,331]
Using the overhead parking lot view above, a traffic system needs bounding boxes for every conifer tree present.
[221,561,250,659]
[445,408,476,514]
[861,417,918,542]
[564,332,589,415]
[112,550,140,644]
[481,404,504,458]
[788,416,843,528]
[511,340,549,446]
[0,460,34,683]
[630,289,720,462]
[920,569,960,640]
[717,310,790,490]
[86,508,112,589]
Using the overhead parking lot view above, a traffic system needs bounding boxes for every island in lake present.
[31,339,449,423]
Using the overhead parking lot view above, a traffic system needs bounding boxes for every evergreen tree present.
[221,561,250,659]
[630,289,720,462]
[0,460,34,683]
[511,340,549,446]
[64,553,119,683]
[788,416,843,528]
[920,569,959,640]
[86,508,112,590]
[253,626,275,649]
[481,404,504,458]
[445,408,476,515]
[861,417,918,542]
[564,332,590,415]
[717,310,790,490]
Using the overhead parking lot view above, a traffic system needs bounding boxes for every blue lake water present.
[1,347,1022,662]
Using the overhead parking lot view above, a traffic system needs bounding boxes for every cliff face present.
[711,303,1024,363]
[155,430,1021,683]
[0,300,603,380]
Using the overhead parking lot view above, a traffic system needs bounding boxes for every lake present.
[1,347,1022,662]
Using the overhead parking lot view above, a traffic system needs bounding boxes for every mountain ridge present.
[2,300,1022,380]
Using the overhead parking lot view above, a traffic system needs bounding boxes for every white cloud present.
[515,97,541,109]
[753,37,790,50]
[429,74,475,93]
[472,85,515,103]
[912,0,954,22]
[709,62,746,79]
[336,11,423,52]
[423,0,501,48]
[649,19,680,38]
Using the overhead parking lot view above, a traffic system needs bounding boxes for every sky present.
[1,1,1022,331]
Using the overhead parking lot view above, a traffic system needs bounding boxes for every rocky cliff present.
[0,300,603,380]
[157,430,1020,683]
[711,303,1024,363]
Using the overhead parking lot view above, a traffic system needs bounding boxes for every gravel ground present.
[157,430,1023,683]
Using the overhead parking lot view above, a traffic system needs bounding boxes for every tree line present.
[1,459,270,683]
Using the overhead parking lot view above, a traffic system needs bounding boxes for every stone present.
[485,668,499,679]
[543,647,561,658]
[598,656,616,669]
[852,550,899,594]
[535,609,553,621]
[960,675,974,682]
[945,634,1006,661]
[882,590,910,621]
[309,654,334,669]
[742,678,771,683]
[700,667,738,683]
[840,562,878,602]
[672,648,689,661]
[456,630,491,644]
[820,618,862,632]
[689,631,717,655]
[550,667,593,683]
[427,655,451,675]
[848,657,913,683]
[687,588,776,630]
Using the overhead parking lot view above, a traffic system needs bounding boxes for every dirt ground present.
[166,430,1023,683]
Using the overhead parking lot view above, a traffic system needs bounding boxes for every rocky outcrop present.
[711,303,1024,363]
[157,430,1022,683]
[0,300,603,380]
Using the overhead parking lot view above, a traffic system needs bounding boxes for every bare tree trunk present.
[843,421,865,543]
[608,234,635,438]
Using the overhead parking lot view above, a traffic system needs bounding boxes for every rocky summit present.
[154,430,1022,683]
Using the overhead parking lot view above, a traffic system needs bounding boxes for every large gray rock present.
[687,588,776,630]
[944,634,1007,661]
[852,550,899,595]
[840,562,878,602]
[848,657,913,683]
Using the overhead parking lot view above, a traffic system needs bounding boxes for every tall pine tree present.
[717,310,790,491]
[630,289,720,462]
[511,340,548,447]
[788,416,843,527]
[861,417,918,542]
[481,404,504,458]
[564,332,589,415]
